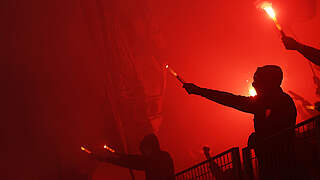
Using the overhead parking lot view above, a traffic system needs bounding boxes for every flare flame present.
[260,2,282,31]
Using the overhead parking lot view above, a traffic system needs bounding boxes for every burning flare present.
[80,146,92,154]
[165,64,178,77]
[249,87,257,97]
[260,1,282,31]
[165,64,185,84]
[103,145,116,153]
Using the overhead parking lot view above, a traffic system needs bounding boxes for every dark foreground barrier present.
[175,147,242,180]
[242,115,320,180]
[175,115,320,180]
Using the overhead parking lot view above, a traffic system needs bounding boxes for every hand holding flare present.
[165,64,185,84]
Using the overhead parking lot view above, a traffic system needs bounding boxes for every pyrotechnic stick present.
[103,144,116,153]
[80,146,92,154]
[165,64,185,84]
[260,1,285,36]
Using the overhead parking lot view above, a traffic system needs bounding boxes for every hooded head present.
[252,65,283,95]
[139,133,160,155]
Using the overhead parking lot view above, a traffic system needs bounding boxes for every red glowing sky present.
[157,0,320,170]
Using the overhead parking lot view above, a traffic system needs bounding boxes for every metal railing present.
[242,115,320,180]
[175,147,242,180]
[175,115,320,180]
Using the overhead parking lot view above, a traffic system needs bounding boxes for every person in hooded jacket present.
[89,133,174,180]
[183,65,299,179]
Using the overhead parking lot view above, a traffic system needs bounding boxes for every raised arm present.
[282,36,320,66]
[183,83,256,113]
[92,151,147,170]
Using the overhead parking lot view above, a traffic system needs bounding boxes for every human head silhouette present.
[139,133,160,155]
[252,65,283,95]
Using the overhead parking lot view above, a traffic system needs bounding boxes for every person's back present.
[252,90,296,140]
[145,150,174,180]
[251,91,296,179]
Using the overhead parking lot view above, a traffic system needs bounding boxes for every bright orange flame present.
[261,2,276,20]
[103,144,115,153]
[260,2,282,30]
[249,87,257,97]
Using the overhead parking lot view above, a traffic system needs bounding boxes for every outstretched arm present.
[282,36,320,66]
[91,151,147,170]
[183,83,256,113]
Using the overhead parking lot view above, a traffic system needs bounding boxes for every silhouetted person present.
[202,146,232,180]
[183,65,297,179]
[88,134,174,180]
[282,35,320,66]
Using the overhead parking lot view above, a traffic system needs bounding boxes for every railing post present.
[231,147,242,180]
[242,147,255,180]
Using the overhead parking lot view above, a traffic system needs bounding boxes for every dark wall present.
[2,1,114,179]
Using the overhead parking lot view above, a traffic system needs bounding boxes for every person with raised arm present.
[84,134,174,180]
[183,65,297,179]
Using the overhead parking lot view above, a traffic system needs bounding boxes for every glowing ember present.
[80,146,92,154]
[249,87,257,97]
[165,64,169,69]
[104,144,115,153]
[305,105,315,110]
[260,2,282,31]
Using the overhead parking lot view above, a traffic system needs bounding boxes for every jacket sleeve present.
[198,88,257,114]
[104,154,148,170]
[297,44,320,66]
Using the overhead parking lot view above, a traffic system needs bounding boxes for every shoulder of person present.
[282,92,296,104]
[157,151,173,160]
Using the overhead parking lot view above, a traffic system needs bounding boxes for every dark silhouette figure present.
[281,35,320,66]
[88,134,174,180]
[202,146,219,175]
[184,65,297,179]
[202,146,232,180]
